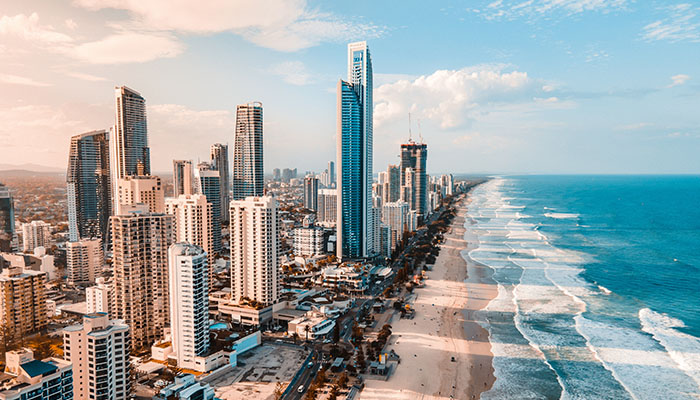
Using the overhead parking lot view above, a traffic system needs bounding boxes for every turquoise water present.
[210,322,228,330]
[467,176,700,399]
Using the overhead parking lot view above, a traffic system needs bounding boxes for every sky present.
[1,0,699,175]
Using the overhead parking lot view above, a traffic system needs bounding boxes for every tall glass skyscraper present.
[400,142,428,219]
[210,143,230,223]
[0,183,15,252]
[67,130,112,242]
[232,103,264,201]
[337,41,373,260]
[195,163,222,256]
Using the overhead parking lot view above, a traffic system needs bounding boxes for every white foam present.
[598,285,612,295]
[639,308,700,390]
[544,212,580,219]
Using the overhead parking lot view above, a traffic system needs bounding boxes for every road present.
[284,349,321,400]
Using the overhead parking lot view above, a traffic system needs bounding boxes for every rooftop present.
[20,360,57,378]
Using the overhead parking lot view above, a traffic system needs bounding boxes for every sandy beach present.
[361,194,497,400]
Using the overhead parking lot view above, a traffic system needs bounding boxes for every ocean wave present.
[639,308,700,390]
[545,212,580,220]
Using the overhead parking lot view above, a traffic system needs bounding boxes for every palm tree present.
[304,325,311,342]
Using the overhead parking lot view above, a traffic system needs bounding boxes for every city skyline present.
[1,1,698,175]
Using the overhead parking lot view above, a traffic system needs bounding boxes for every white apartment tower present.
[168,244,210,371]
[230,196,280,305]
[66,239,103,286]
[115,175,164,215]
[21,220,51,253]
[63,313,131,400]
[86,278,114,315]
[165,194,213,268]
[110,206,173,350]
[317,189,337,227]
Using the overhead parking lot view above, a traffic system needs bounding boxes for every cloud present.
[643,4,700,43]
[617,122,653,131]
[471,0,629,20]
[70,31,185,64]
[0,13,73,44]
[63,71,107,81]
[64,19,78,30]
[269,61,314,85]
[0,73,52,87]
[374,65,547,129]
[668,74,690,87]
[72,0,384,52]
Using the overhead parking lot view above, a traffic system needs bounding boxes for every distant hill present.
[0,169,64,178]
[0,163,63,173]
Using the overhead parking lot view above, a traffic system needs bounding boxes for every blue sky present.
[0,0,699,174]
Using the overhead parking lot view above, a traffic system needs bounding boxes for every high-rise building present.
[382,201,409,251]
[401,167,416,211]
[115,175,164,215]
[337,41,373,260]
[63,313,131,400]
[165,194,213,268]
[168,244,210,371]
[21,220,51,253]
[67,130,111,242]
[86,278,113,315]
[230,196,280,305]
[232,103,264,200]
[111,207,172,350]
[385,164,400,203]
[328,161,336,186]
[0,184,16,252]
[303,176,319,211]
[400,141,428,218]
[272,168,281,181]
[66,239,103,286]
[0,349,73,400]
[194,164,221,256]
[210,144,230,223]
[173,160,194,197]
[0,267,47,341]
[317,189,337,227]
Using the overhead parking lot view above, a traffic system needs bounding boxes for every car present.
[308,362,314,368]
[298,385,305,393]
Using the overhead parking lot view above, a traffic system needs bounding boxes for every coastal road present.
[284,350,321,400]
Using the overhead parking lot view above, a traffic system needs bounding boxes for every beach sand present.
[360,195,497,400]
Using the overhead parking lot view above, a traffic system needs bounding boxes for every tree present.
[273,382,285,400]
[32,340,56,359]
[304,384,318,400]
[304,324,311,342]
[337,372,349,389]
[356,345,366,372]
[332,323,340,344]
[292,333,299,344]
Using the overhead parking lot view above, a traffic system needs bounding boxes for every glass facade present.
[232,103,264,201]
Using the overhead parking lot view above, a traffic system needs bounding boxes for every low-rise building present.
[287,311,336,340]
[154,374,215,400]
[320,265,368,293]
[0,349,73,400]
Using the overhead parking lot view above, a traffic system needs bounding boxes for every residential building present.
[0,349,73,400]
[230,196,280,305]
[232,102,264,200]
[194,164,222,256]
[154,374,215,400]
[400,141,428,219]
[168,244,210,371]
[382,201,409,251]
[172,160,193,197]
[328,161,335,186]
[0,267,47,340]
[66,239,103,286]
[0,184,15,252]
[303,176,319,211]
[293,226,327,256]
[86,278,113,316]
[115,175,164,215]
[165,194,213,268]
[337,41,373,260]
[210,143,230,223]
[317,189,337,227]
[63,313,130,400]
[21,221,51,253]
[67,130,111,242]
[110,207,172,350]
[384,164,400,204]
[272,168,281,181]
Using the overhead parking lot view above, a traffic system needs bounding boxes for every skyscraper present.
[63,313,131,400]
[400,141,428,219]
[111,86,150,179]
[328,161,336,186]
[165,194,214,268]
[173,160,194,197]
[194,164,222,256]
[337,41,373,260]
[111,207,173,350]
[66,239,103,286]
[230,196,280,305]
[232,103,264,200]
[115,175,164,215]
[67,130,111,242]
[317,189,338,227]
[168,243,210,371]
[0,184,16,252]
[385,164,401,203]
[303,176,319,211]
[0,266,47,341]
[210,144,230,223]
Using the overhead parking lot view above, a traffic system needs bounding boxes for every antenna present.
[418,118,423,144]
[408,112,412,142]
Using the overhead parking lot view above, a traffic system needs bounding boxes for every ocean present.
[465,175,700,399]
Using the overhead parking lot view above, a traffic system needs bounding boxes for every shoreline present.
[361,190,497,399]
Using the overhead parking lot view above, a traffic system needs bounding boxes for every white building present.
[0,349,73,400]
[287,311,336,340]
[317,189,337,227]
[21,220,51,253]
[86,278,113,315]
[165,194,213,268]
[115,175,164,215]
[230,196,280,305]
[66,239,103,286]
[63,313,130,400]
[293,226,326,256]
[382,201,409,251]
[168,244,210,371]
